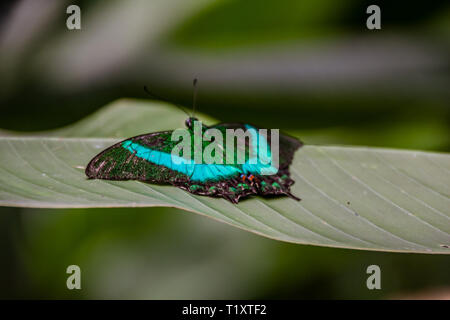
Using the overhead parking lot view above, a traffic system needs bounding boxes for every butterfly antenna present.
[192,78,198,118]
[143,86,190,117]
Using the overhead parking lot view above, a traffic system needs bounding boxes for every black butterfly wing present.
[85,131,188,184]
[209,122,303,201]
[210,122,303,169]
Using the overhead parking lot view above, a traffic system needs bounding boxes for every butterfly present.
[85,80,303,204]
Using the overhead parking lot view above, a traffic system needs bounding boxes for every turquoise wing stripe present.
[121,140,241,182]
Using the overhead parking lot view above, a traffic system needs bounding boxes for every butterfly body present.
[86,120,302,203]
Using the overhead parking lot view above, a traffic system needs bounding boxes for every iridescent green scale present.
[85,118,302,203]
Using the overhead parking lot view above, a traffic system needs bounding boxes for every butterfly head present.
[185,117,198,129]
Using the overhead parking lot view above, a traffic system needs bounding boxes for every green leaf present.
[0,100,449,253]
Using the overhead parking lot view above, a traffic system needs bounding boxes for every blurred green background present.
[0,0,449,299]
